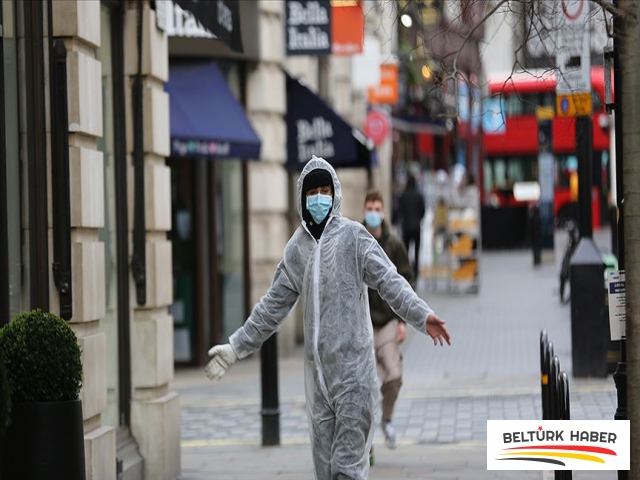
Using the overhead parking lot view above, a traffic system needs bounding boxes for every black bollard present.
[559,372,571,421]
[260,335,280,446]
[530,204,542,266]
[547,344,556,420]
[559,372,572,480]
[540,331,550,420]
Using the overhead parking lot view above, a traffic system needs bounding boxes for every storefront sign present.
[364,109,390,146]
[158,0,214,38]
[286,0,332,55]
[331,0,364,55]
[172,138,231,158]
[368,64,398,104]
[172,0,243,52]
[286,74,372,169]
[296,117,335,161]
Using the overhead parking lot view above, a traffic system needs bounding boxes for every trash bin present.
[570,238,608,378]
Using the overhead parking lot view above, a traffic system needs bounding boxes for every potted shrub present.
[0,354,10,436]
[0,309,85,480]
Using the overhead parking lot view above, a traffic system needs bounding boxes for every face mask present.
[306,194,333,224]
[364,211,383,229]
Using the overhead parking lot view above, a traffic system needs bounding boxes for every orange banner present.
[368,64,399,105]
[331,0,364,55]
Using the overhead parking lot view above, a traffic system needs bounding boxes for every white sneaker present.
[382,421,397,450]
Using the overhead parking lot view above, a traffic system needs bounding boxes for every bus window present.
[504,93,547,116]
[483,160,494,193]
[485,156,536,190]
[504,95,522,116]
[540,91,555,108]
[493,158,507,189]
[592,90,602,113]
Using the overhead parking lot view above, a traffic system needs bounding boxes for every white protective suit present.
[229,156,434,479]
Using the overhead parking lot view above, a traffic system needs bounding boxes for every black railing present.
[131,0,146,305]
[0,0,9,325]
[540,329,572,480]
[50,37,73,321]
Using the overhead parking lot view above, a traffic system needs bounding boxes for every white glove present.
[204,344,238,381]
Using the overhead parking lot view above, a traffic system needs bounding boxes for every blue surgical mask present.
[306,194,333,224]
[364,211,383,229]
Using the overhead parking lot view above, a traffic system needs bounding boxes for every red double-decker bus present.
[481,67,611,249]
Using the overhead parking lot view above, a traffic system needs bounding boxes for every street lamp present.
[400,13,413,28]
[421,64,432,80]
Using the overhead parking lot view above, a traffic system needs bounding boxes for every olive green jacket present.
[366,221,415,327]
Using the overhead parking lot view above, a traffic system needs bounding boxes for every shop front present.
[160,0,261,367]
[166,60,260,366]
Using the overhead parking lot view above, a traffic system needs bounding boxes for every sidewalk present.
[175,229,619,479]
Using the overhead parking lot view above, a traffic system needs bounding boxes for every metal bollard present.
[540,330,550,420]
[559,372,571,421]
[555,369,573,480]
[546,343,555,420]
[551,356,560,422]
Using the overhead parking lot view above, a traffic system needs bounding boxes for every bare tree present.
[616,1,640,476]
[390,0,640,473]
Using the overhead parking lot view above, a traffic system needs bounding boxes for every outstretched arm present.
[361,230,450,346]
[228,262,299,359]
[206,261,299,381]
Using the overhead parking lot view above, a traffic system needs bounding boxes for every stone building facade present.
[0,0,179,478]
[0,1,397,478]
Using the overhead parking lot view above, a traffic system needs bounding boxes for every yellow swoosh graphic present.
[500,452,605,463]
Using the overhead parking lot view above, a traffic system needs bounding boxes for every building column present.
[124,3,179,479]
[246,1,296,355]
[51,1,115,479]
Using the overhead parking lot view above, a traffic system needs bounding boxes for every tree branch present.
[590,0,632,20]
[451,0,512,75]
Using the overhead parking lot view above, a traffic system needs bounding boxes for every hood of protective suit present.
[296,155,343,224]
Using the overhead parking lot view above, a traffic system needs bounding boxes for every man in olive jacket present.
[363,189,414,451]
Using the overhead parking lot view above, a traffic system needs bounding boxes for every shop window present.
[216,160,245,339]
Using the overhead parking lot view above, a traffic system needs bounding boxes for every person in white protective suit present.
[205,156,451,480]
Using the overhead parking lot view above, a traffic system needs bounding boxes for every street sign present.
[607,270,626,341]
[556,0,591,116]
[363,109,390,146]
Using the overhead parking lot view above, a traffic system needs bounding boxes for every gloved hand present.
[204,344,238,381]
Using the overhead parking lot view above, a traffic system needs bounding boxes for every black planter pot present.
[0,399,86,480]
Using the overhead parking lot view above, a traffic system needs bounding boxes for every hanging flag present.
[331,0,364,55]
[368,64,399,105]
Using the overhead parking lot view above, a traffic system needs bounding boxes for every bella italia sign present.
[286,0,332,55]
[296,117,335,161]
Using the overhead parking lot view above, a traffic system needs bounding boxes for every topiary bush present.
[0,355,10,438]
[0,310,82,403]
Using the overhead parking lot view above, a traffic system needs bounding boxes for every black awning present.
[285,73,373,170]
[174,0,243,53]
[165,61,261,160]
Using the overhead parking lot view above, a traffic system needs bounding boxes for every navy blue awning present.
[166,61,261,160]
[286,73,374,170]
